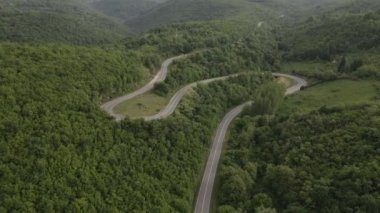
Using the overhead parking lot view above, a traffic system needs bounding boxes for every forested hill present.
[91,0,167,21]
[0,12,280,210]
[217,105,380,212]
[255,0,380,20]
[281,9,380,61]
[1,0,380,212]
[212,1,380,212]
[125,0,268,32]
[0,0,274,43]
[0,0,127,44]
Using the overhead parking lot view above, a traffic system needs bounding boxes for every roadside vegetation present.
[113,19,279,118]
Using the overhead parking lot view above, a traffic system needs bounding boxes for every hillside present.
[212,1,380,212]
[126,0,255,32]
[217,104,380,212]
[250,0,380,27]
[91,0,167,21]
[0,8,281,210]
[0,0,127,44]
[281,10,380,61]
[1,0,380,212]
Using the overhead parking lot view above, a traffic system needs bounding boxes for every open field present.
[113,92,169,119]
[275,76,295,88]
[281,61,337,81]
[279,79,380,115]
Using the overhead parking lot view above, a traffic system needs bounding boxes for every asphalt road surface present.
[101,54,186,121]
[144,74,240,121]
[272,72,308,95]
[193,73,307,213]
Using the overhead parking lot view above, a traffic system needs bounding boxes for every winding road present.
[144,74,240,121]
[193,73,307,213]
[101,52,241,121]
[272,72,308,95]
[100,54,307,213]
[101,54,186,121]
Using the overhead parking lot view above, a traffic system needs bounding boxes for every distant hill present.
[0,0,127,44]
[281,4,380,60]
[91,0,167,21]
[252,0,380,21]
[126,0,252,32]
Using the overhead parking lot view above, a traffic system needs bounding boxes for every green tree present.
[251,83,285,115]
[338,56,349,73]
[255,206,277,213]
[350,59,364,71]
[217,205,240,213]
[264,165,296,204]
[252,193,273,209]
[220,170,249,206]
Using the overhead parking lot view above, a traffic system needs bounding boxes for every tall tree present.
[251,83,285,115]
[338,56,349,73]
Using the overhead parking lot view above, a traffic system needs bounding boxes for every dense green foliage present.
[123,17,280,98]
[0,43,156,101]
[126,0,253,32]
[0,39,272,211]
[0,1,279,210]
[159,34,278,93]
[0,0,127,44]
[217,104,380,212]
[2,0,380,212]
[213,4,380,210]
[249,82,285,115]
[92,0,163,21]
[125,10,275,56]
[281,10,380,61]
[257,0,380,21]
[276,0,380,81]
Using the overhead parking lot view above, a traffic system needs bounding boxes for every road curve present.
[144,74,240,121]
[194,74,307,213]
[272,72,308,95]
[101,54,187,121]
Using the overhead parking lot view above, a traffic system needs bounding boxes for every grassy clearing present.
[281,61,338,81]
[282,48,380,81]
[279,79,380,115]
[113,92,169,119]
[275,76,295,88]
[282,61,332,72]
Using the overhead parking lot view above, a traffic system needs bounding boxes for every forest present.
[1,0,380,212]
[213,3,380,209]
[217,104,380,212]
[0,32,273,210]
[281,9,380,61]
[0,0,127,44]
